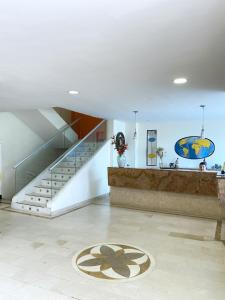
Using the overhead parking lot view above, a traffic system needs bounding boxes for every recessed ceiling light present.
[173,78,187,85]
[68,90,79,95]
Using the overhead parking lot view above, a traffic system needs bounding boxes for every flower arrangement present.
[111,133,128,156]
[156,147,164,160]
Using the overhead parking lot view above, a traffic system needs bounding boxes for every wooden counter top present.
[108,167,218,197]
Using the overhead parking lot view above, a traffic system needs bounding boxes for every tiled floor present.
[0,200,224,300]
[0,203,10,210]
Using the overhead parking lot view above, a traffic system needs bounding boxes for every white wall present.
[0,145,2,196]
[39,108,67,130]
[54,107,72,125]
[136,119,224,169]
[110,118,224,169]
[0,112,44,199]
[0,108,73,200]
[51,140,111,213]
[125,121,136,167]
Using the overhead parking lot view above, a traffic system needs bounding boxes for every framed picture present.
[146,130,157,166]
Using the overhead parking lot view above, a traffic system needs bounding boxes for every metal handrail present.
[13,118,81,169]
[49,120,106,171]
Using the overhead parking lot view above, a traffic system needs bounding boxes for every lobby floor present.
[0,200,224,300]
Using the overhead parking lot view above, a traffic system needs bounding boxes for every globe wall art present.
[174,136,215,159]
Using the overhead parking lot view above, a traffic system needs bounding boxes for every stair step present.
[75,156,90,162]
[26,192,51,198]
[11,136,104,216]
[34,186,60,197]
[64,152,93,160]
[58,161,76,167]
[52,167,76,174]
[76,151,94,156]
[18,200,46,208]
[41,179,67,188]
[49,173,73,181]
[25,194,50,206]
[12,202,51,215]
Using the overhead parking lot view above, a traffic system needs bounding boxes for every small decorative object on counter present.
[199,158,207,171]
[175,158,179,169]
[111,132,128,168]
[156,147,164,168]
[221,163,225,175]
[211,164,222,171]
[169,162,175,169]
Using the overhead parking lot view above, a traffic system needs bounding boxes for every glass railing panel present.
[63,126,77,149]
[49,120,107,200]
[14,119,80,194]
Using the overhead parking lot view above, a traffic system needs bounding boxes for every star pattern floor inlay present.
[73,243,152,280]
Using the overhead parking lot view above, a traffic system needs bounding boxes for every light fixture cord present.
[200,105,205,138]
[133,111,138,140]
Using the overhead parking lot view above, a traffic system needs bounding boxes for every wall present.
[0,108,69,200]
[0,145,2,197]
[71,111,103,139]
[0,112,44,199]
[54,107,103,139]
[51,140,111,213]
[109,120,137,168]
[54,107,72,125]
[38,108,67,130]
[13,109,67,142]
[136,119,224,169]
[109,119,224,169]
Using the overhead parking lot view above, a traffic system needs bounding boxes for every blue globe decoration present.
[175,136,215,159]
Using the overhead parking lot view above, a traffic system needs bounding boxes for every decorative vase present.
[159,158,163,168]
[117,154,126,168]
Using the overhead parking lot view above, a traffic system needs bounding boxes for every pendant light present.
[133,110,138,140]
[200,104,205,138]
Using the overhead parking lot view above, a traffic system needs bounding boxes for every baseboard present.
[5,194,110,219]
[51,199,92,218]
[0,198,11,204]
[51,193,109,218]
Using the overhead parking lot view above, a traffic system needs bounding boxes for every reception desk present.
[108,167,225,219]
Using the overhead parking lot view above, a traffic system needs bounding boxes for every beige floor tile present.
[0,202,224,300]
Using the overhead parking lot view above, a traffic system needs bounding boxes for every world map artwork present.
[175,136,215,159]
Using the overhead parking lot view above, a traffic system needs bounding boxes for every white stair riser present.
[52,167,75,174]
[76,156,89,162]
[64,152,93,160]
[50,174,72,181]
[59,162,76,167]
[59,157,89,166]
[77,146,96,151]
[34,187,58,196]
[25,195,49,206]
[41,180,66,188]
[76,151,93,156]
[12,203,51,215]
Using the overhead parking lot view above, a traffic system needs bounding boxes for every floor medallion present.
[72,243,153,281]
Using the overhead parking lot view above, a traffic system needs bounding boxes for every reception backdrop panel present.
[146,130,157,166]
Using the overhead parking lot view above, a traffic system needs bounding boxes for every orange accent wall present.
[71,112,103,139]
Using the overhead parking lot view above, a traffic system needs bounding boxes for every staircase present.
[11,120,107,217]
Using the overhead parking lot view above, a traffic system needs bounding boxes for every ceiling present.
[0,0,225,121]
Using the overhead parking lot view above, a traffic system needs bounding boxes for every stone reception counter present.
[108,167,225,219]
